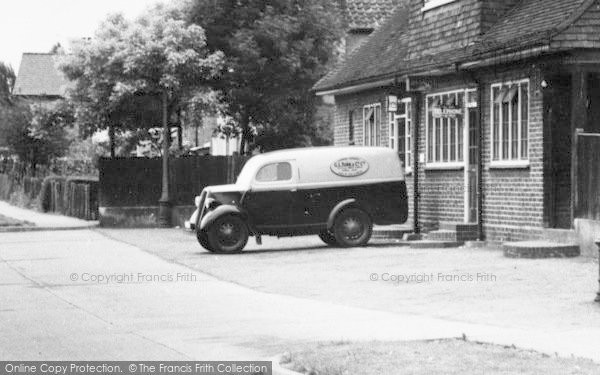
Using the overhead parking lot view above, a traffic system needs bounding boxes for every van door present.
[291,186,331,229]
[244,161,296,230]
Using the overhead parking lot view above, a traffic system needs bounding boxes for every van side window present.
[256,162,292,182]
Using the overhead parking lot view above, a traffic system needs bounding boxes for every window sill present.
[424,162,464,171]
[489,160,530,169]
[421,0,456,12]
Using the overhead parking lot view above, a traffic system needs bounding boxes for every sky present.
[0,0,165,72]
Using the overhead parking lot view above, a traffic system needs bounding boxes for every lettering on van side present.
[330,157,370,177]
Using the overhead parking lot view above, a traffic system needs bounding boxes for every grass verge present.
[278,339,600,375]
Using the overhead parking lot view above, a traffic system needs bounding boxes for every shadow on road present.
[191,241,408,256]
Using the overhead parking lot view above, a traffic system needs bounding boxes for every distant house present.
[12,53,71,106]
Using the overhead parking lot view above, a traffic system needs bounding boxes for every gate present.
[575,129,600,220]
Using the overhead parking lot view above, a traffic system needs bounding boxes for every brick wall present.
[333,89,391,147]
[479,65,546,242]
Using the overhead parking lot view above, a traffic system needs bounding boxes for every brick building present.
[314,0,600,247]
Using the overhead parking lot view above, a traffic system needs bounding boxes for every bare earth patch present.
[279,339,600,375]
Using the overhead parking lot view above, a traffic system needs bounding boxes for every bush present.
[6,102,73,171]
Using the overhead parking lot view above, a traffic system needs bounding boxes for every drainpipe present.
[477,78,484,241]
[411,92,421,235]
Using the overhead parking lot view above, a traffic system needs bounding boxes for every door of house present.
[575,131,600,221]
[465,107,479,223]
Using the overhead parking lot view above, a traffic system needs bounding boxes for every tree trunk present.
[177,108,183,149]
[109,125,115,158]
[239,111,250,155]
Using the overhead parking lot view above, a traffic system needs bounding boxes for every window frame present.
[489,79,530,169]
[425,89,471,170]
[254,162,293,184]
[388,98,413,173]
[363,103,382,147]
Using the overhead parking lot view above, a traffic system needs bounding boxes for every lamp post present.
[595,240,600,303]
[158,89,172,227]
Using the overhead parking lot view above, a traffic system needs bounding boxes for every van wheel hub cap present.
[343,217,362,238]
[218,222,239,244]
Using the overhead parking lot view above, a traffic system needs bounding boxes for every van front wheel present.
[207,215,249,254]
[333,208,372,247]
[318,230,338,246]
[196,229,214,252]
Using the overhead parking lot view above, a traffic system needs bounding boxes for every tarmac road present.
[1,229,599,363]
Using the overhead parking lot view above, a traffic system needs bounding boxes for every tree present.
[186,0,343,153]
[60,4,224,226]
[59,5,223,156]
[6,102,73,170]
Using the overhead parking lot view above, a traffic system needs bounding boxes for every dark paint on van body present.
[197,180,408,237]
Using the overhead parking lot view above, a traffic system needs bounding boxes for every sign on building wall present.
[387,95,398,112]
[431,105,462,118]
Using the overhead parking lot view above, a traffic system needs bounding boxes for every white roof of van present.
[239,146,404,185]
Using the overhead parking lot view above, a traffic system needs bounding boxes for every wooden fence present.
[41,177,99,221]
[575,131,600,220]
[0,157,99,221]
[99,155,249,207]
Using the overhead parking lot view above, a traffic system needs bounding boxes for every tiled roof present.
[314,4,410,91]
[12,53,71,97]
[475,0,591,55]
[315,0,597,92]
[345,0,398,30]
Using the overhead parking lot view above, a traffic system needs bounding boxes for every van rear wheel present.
[207,215,249,254]
[333,208,372,247]
[318,230,338,246]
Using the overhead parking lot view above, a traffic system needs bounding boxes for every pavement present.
[1,227,599,364]
[0,201,98,231]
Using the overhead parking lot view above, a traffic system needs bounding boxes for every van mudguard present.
[199,205,249,232]
[327,198,361,230]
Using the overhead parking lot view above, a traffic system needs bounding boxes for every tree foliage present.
[0,61,15,105]
[59,5,224,142]
[5,102,73,169]
[186,0,343,153]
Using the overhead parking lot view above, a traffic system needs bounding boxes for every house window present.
[389,99,412,171]
[363,104,381,146]
[426,90,465,167]
[422,0,456,12]
[491,80,529,166]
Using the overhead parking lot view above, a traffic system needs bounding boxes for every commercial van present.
[186,147,408,253]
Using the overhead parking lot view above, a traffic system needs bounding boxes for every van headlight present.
[205,197,217,210]
[194,196,202,207]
